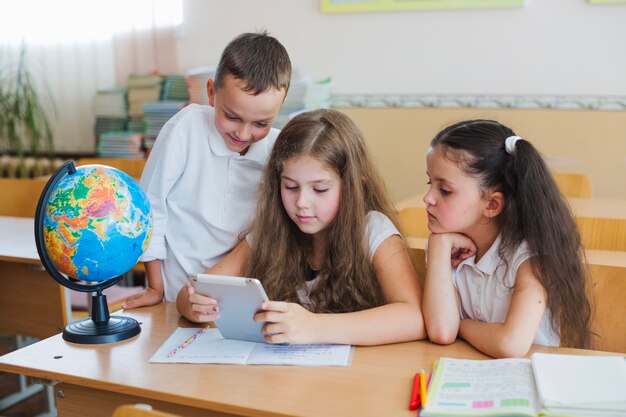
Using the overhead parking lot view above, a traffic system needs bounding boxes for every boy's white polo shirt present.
[140,104,278,302]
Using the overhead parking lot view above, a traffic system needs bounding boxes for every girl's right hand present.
[184,283,220,323]
[429,233,477,268]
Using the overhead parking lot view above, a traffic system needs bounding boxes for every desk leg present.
[55,383,235,417]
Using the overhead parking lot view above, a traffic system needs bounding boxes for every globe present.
[34,161,152,344]
[42,164,152,282]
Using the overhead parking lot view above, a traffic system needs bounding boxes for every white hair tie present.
[505,135,522,155]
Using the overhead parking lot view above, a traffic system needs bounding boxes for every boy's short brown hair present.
[214,31,291,96]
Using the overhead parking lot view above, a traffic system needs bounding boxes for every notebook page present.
[149,327,255,364]
[421,357,539,417]
[247,343,353,366]
[531,353,626,409]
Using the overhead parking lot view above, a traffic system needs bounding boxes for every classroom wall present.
[178,0,626,96]
[339,107,626,201]
[178,0,626,201]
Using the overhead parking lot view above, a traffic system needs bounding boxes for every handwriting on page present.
[149,327,352,366]
[435,360,535,409]
[248,343,352,366]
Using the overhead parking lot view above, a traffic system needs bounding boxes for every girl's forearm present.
[315,302,425,346]
[423,238,461,344]
[459,320,532,358]
[175,286,195,322]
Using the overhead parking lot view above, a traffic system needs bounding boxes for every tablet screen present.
[188,274,269,343]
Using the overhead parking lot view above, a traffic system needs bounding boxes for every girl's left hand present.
[448,234,477,268]
[254,301,321,344]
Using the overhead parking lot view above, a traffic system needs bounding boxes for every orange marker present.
[419,369,428,407]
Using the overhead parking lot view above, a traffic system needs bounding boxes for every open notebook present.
[420,353,626,417]
[149,327,353,366]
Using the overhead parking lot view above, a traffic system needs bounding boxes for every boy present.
[123,31,291,307]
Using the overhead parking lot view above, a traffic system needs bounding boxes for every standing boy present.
[124,31,291,307]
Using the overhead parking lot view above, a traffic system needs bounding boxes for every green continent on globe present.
[43,165,152,281]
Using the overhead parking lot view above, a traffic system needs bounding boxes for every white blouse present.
[452,235,559,346]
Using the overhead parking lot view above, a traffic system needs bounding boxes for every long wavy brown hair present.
[431,119,592,349]
[245,109,399,313]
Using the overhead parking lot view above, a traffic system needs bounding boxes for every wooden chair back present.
[75,158,146,180]
[0,177,48,217]
[398,207,429,238]
[112,405,182,417]
[576,217,626,252]
[553,172,593,198]
[587,262,626,353]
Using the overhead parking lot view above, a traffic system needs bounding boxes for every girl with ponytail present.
[422,119,591,358]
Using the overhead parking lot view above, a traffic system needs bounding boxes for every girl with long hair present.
[177,109,425,345]
[422,119,592,358]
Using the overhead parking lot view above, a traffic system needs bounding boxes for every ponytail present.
[503,138,591,348]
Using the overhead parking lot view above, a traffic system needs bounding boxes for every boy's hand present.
[184,283,220,323]
[254,301,321,344]
[122,287,163,309]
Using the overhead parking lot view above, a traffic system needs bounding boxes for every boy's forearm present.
[143,259,164,294]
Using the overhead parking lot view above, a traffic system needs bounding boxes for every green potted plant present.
[0,44,56,178]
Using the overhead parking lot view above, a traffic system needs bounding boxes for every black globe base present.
[63,316,141,344]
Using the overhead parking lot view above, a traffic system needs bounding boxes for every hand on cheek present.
[448,234,477,268]
[254,301,319,344]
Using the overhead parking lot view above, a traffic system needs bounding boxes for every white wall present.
[178,0,626,96]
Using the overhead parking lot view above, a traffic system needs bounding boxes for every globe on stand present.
[34,161,152,344]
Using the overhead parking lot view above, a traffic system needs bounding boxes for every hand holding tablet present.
[188,274,270,343]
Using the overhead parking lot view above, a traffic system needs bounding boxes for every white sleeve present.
[504,240,533,287]
[139,121,186,261]
[365,211,400,262]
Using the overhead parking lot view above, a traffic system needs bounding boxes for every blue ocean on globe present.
[42,164,152,282]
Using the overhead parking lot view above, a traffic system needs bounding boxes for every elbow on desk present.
[485,334,533,359]
[425,326,458,345]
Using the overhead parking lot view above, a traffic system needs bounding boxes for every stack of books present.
[93,88,127,140]
[162,74,189,102]
[127,73,163,121]
[142,101,187,150]
[94,87,127,118]
[97,131,144,158]
[185,68,215,105]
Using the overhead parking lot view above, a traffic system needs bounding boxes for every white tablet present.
[188,273,269,343]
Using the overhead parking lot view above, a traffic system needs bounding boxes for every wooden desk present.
[396,195,626,220]
[0,303,617,417]
[0,216,70,339]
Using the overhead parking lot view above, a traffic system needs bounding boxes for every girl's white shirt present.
[139,104,279,302]
[297,211,399,306]
[452,235,560,346]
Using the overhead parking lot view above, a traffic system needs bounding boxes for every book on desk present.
[421,353,626,417]
[149,327,353,366]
